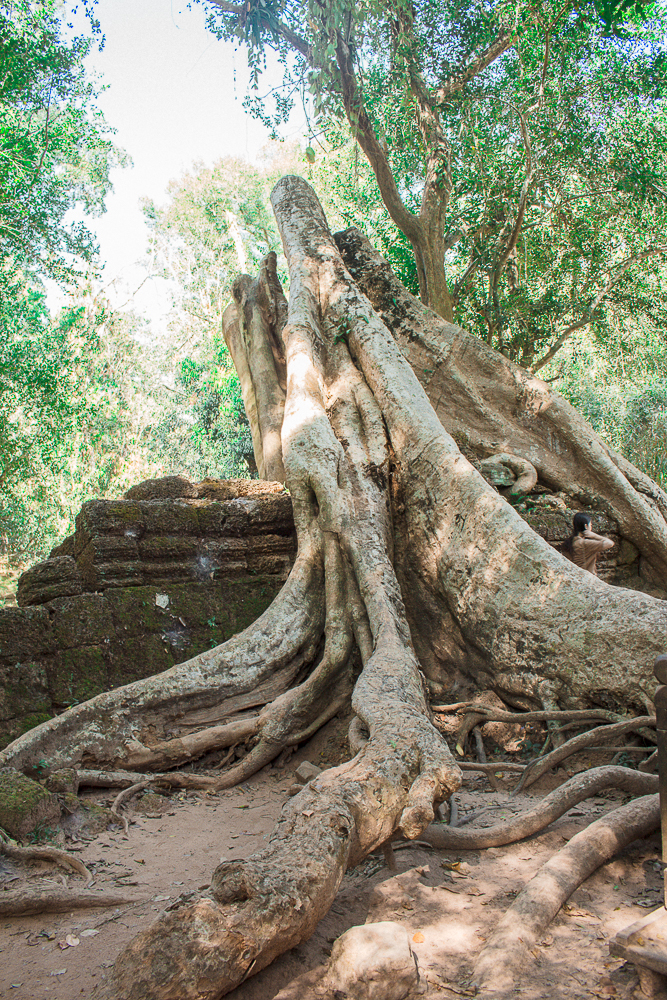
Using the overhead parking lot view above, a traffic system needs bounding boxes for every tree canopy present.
[202,0,667,366]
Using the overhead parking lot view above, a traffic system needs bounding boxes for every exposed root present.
[514,716,655,792]
[116,718,261,772]
[348,715,369,754]
[420,765,658,850]
[111,780,156,835]
[97,175,461,1000]
[78,769,227,790]
[458,761,526,774]
[211,536,357,789]
[473,793,660,991]
[472,726,487,763]
[0,840,93,885]
[434,705,633,725]
[0,888,146,917]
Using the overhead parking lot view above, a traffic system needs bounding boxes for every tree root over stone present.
[472,793,661,992]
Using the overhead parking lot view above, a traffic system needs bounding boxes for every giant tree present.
[4,176,667,999]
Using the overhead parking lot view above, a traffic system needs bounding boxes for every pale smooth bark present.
[336,228,667,587]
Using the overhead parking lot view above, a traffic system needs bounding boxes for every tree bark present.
[335,227,667,588]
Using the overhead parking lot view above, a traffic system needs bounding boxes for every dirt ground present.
[0,717,661,1000]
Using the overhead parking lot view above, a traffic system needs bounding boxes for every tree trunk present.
[335,227,667,587]
[2,176,667,999]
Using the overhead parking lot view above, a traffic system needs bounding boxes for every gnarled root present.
[99,174,461,1000]
[420,765,658,850]
[0,840,93,884]
[473,793,660,991]
[0,889,145,917]
[514,716,655,792]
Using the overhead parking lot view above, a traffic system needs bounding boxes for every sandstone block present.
[124,475,198,500]
[17,557,83,607]
[0,606,53,660]
[0,768,60,840]
[295,761,322,784]
[51,594,113,649]
[45,768,79,795]
[325,922,418,1000]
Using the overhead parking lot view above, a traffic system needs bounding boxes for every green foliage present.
[203,0,667,366]
[0,2,133,572]
[0,1,125,283]
[141,152,300,479]
[0,286,161,565]
[545,323,667,488]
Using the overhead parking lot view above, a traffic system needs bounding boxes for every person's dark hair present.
[562,512,592,555]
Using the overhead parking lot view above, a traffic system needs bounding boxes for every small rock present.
[0,768,60,840]
[45,768,79,796]
[287,783,303,797]
[294,761,322,784]
[324,922,418,1000]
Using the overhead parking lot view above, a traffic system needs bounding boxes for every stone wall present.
[0,478,296,748]
[0,473,658,749]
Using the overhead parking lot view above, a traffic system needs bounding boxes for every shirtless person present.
[562,512,614,576]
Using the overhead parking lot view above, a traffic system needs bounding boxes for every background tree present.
[203,0,667,332]
[0,0,131,579]
[141,150,306,480]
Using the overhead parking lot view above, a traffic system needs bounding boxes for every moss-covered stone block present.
[0,768,60,840]
[45,768,79,795]
[107,634,175,687]
[106,586,176,637]
[140,501,200,536]
[75,499,146,545]
[51,594,113,649]
[48,646,109,707]
[0,661,51,723]
[0,606,54,661]
[138,536,199,561]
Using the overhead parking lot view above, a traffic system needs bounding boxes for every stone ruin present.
[0,477,295,748]
[0,471,656,750]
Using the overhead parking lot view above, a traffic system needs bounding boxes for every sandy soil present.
[0,718,661,1000]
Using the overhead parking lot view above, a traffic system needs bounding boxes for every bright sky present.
[77,0,301,322]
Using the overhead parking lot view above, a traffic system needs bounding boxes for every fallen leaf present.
[50,969,67,976]
[65,934,79,947]
[80,929,99,938]
[301,810,314,817]
[134,859,145,864]
[413,932,425,943]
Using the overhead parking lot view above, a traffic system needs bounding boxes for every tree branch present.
[335,34,422,244]
[205,0,310,58]
[435,29,514,104]
[492,106,534,291]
